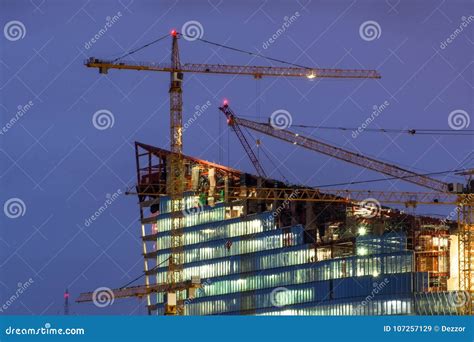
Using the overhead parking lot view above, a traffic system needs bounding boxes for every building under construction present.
[130,141,471,316]
[76,31,473,316]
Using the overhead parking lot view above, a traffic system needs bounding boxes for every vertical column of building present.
[140,223,152,313]
[140,205,161,314]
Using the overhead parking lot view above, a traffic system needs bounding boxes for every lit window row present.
[185,253,413,299]
[184,280,414,315]
[259,298,412,316]
[154,214,274,249]
[158,194,205,214]
[152,206,226,233]
[356,232,406,256]
[186,287,314,315]
[155,245,315,283]
[414,291,462,315]
[156,229,303,264]
[153,297,413,316]
[154,243,412,286]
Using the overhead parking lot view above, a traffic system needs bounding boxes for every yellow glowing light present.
[307,71,316,79]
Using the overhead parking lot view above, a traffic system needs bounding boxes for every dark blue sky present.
[0,0,472,315]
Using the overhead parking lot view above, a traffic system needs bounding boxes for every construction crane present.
[218,103,460,193]
[221,101,267,178]
[76,279,201,312]
[219,103,474,310]
[84,30,381,315]
[224,187,465,206]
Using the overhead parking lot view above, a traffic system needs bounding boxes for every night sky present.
[0,0,473,315]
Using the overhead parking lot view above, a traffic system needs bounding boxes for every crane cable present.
[312,168,471,188]
[119,256,171,289]
[237,115,474,136]
[107,33,472,178]
[244,126,289,183]
[112,34,170,62]
[293,125,474,136]
[109,31,315,71]
[187,35,314,70]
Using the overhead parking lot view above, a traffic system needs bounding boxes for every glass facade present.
[149,197,436,315]
[154,204,226,233]
[414,291,466,315]
[356,232,406,256]
[153,212,275,250]
[258,297,414,315]
[158,192,206,215]
[154,225,303,264]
